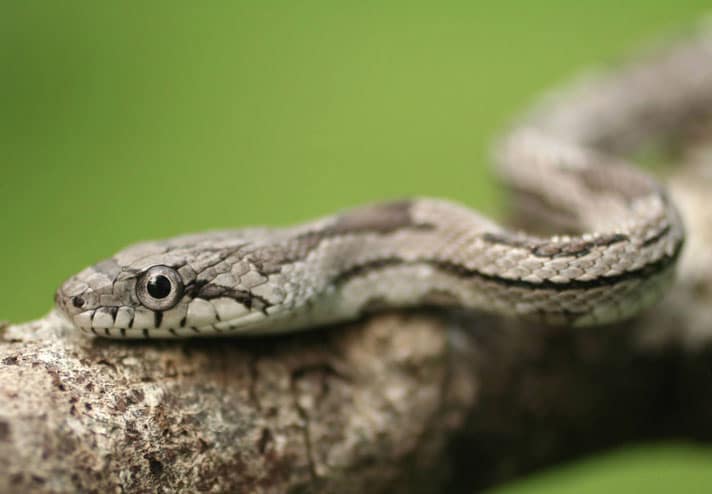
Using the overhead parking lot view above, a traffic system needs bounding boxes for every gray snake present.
[54,30,712,339]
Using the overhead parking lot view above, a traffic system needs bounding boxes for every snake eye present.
[147,275,172,299]
[136,265,184,311]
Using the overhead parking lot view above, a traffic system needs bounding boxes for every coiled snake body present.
[55,31,712,339]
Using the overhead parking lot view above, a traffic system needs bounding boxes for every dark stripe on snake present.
[482,232,629,259]
[333,241,681,292]
[178,203,430,283]
[293,200,433,252]
[531,233,629,258]
[105,306,118,322]
[436,250,679,290]
[188,281,272,313]
[154,311,163,328]
[332,258,404,284]
[327,200,420,235]
[201,202,436,279]
[642,224,672,247]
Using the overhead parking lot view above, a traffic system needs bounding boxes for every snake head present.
[55,259,188,338]
[54,247,193,338]
[54,232,289,338]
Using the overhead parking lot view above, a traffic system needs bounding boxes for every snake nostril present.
[72,296,86,309]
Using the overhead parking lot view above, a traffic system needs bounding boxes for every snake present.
[54,30,712,339]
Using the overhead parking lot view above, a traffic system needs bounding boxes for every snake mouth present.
[59,290,285,339]
[64,310,273,339]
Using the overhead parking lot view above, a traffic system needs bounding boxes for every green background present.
[2,2,711,492]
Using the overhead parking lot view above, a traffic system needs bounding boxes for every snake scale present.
[55,30,712,339]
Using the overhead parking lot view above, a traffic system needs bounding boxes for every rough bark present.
[0,310,478,494]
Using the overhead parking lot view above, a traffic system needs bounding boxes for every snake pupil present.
[147,275,172,299]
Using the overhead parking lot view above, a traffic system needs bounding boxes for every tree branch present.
[0,310,475,493]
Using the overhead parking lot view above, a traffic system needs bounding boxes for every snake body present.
[54,30,712,339]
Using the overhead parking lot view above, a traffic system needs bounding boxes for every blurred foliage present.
[492,443,712,493]
[2,2,711,492]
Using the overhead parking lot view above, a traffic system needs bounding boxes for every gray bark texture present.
[0,312,475,494]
